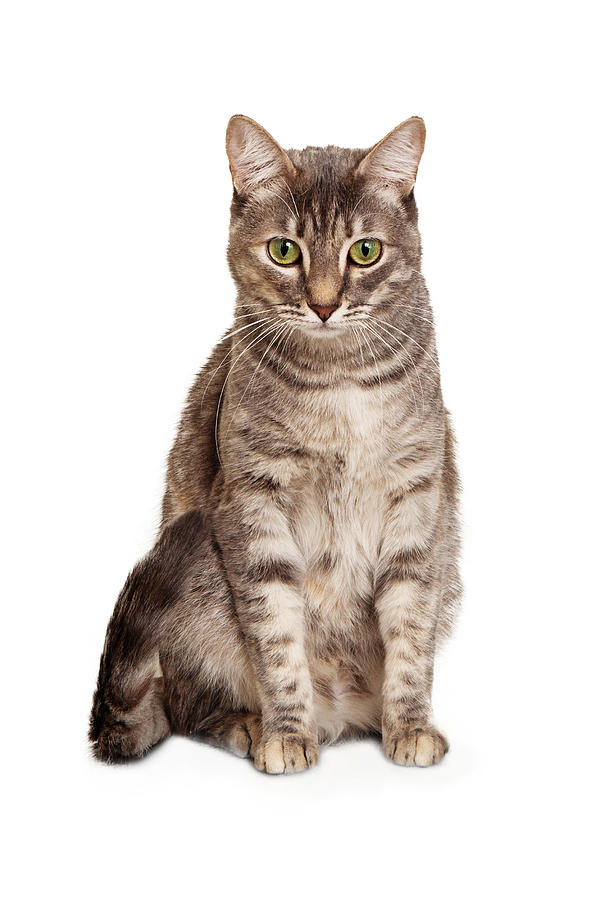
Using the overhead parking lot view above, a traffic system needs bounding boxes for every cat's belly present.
[307,636,384,742]
[303,557,384,740]
[294,469,386,741]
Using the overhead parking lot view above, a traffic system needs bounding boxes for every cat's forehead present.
[287,144,364,177]
[232,142,407,243]
[286,145,373,237]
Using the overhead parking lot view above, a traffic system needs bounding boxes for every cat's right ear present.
[226,115,296,197]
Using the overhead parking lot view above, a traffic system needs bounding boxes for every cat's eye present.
[348,238,382,267]
[268,237,301,266]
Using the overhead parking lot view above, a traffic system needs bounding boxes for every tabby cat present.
[89,115,461,774]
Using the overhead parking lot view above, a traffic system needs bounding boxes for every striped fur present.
[90,116,461,773]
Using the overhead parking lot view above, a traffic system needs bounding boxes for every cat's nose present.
[309,303,340,322]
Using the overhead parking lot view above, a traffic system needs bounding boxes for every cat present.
[89,114,461,774]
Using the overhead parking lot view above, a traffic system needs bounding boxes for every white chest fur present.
[290,386,395,620]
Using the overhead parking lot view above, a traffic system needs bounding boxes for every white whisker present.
[214,320,285,466]
[355,323,384,430]
[224,322,289,439]
[365,319,425,416]
[361,320,421,417]
[262,186,297,221]
[370,315,440,373]
[348,190,371,219]
[233,310,272,320]
[276,324,297,376]
[279,177,299,219]
[200,316,275,407]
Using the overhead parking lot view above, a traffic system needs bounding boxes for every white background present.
[2,1,598,897]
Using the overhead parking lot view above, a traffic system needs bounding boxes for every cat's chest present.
[293,384,393,465]
[288,387,394,619]
[291,383,397,523]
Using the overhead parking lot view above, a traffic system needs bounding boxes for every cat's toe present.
[222,713,262,758]
[383,724,448,767]
[254,734,318,775]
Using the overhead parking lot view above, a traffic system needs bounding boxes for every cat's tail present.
[89,510,209,761]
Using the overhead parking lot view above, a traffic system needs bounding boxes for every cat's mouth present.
[303,318,345,337]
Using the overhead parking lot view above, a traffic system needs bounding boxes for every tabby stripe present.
[360,361,414,389]
[388,474,437,505]
[245,559,300,585]
[375,549,432,597]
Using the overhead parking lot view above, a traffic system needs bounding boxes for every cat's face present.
[225,116,426,342]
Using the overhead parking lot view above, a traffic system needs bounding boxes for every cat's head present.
[225,115,427,341]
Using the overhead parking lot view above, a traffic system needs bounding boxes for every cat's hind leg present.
[89,511,211,762]
[90,656,170,762]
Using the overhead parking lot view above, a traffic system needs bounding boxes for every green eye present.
[268,237,301,265]
[349,238,382,266]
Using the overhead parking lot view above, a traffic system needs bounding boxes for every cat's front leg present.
[376,503,449,766]
[215,481,318,775]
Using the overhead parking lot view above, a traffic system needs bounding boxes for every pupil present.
[361,242,370,257]
[281,241,290,257]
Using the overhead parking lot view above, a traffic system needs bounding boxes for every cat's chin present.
[300,322,346,339]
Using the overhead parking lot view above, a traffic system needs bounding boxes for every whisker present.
[214,320,285,466]
[361,321,421,416]
[200,316,275,407]
[370,315,440,373]
[345,305,435,327]
[350,324,367,372]
[364,319,439,389]
[233,310,272,320]
[354,323,384,430]
[262,186,297,221]
[224,322,289,439]
[348,190,371,220]
[365,319,425,416]
[350,325,365,384]
[279,177,299,219]
[227,316,276,338]
[276,324,297,376]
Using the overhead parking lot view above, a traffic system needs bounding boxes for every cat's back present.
[161,334,233,525]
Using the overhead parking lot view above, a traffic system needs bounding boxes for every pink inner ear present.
[226,117,295,194]
[358,119,425,191]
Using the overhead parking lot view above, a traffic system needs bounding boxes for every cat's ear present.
[355,117,426,197]
[226,115,296,196]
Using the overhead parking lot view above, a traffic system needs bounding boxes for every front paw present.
[383,723,448,767]
[254,733,319,775]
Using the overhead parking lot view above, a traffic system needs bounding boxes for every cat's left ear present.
[226,115,296,196]
[355,117,426,197]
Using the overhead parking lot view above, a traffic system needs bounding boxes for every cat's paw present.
[219,713,262,758]
[383,723,448,767]
[253,734,319,775]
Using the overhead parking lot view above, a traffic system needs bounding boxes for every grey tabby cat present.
[89,115,461,774]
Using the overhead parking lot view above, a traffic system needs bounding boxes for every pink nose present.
[309,304,339,322]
